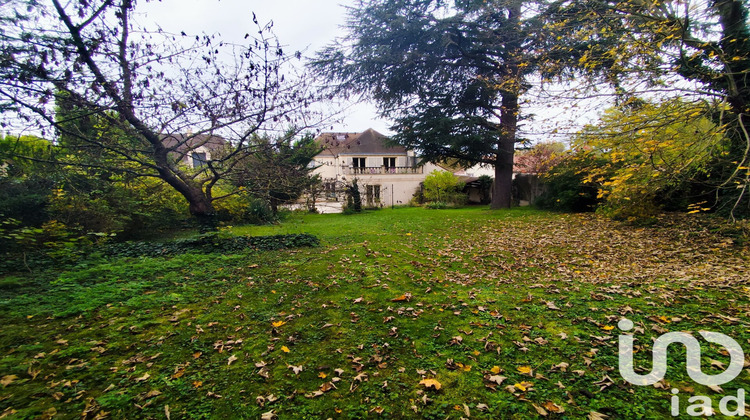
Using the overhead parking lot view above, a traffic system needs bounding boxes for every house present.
[311,128,445,207]
[160,133,228,168]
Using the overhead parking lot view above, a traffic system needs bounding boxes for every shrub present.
[423,170,467,207]
[535,152,601,212]
[425,201,448,209]
[103,233,320,257]
[477,175,493,205]
[538,99,725,220]
[574,99,723,220]
[344,179,362,213]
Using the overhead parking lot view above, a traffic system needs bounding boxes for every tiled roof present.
[314,128,407,156]
[160,133,228,154]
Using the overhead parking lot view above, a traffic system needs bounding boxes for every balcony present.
[343,166,423,175]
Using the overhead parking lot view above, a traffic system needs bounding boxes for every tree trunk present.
[490,91,519,209]
[186,188,216,217]
[490,1,521,210]
[491,136,515,209]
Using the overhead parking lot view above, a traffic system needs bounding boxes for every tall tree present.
[313,0,529,209]
[0,0,318,221]
[542,0,750,218]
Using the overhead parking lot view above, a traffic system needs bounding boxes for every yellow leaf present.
[318,372,327,379]
[490,366,501,374]
[462,365,472,372]
[602,325,615,331]
[517,366,532,374]
[271,321,286,328]
[514,382,527,391]
[1,375,18,387]
[419,378,442,390]
[281,346,290,353]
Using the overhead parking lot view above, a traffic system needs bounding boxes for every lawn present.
[0,207,748,419]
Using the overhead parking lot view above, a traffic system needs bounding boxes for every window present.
[352,157,366,173]
[383,157,396,168]
[192,152,207,168]
[365,184,381,206]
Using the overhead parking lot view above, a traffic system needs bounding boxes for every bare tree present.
[0,0,320,221]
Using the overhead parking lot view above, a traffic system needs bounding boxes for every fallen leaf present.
[271,321,286,328]
[319,381,336,392]
[144,390,162,399]
[517,365,533,376]
[550,362,569,372]
[228,355,238,365]
[514,381,533,392]
[490,366,502,374]
[543,401,564,413]
[488,375,507,385]
[707,384,723,393]
[532,403,549,416]
[419,378,442,390]
[260,410,276,420]
[134,373,150,382]
[281,346,290,353]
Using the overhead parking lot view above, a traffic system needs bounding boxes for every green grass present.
[0,207,748,419]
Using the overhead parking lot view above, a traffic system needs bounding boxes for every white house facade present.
[311,129,445,207]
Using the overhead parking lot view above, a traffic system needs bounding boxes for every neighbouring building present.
[160,133,228,169]
[311,128,445,208]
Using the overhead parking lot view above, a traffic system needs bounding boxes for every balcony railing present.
[344,166,423,175]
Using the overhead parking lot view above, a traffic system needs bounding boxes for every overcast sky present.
[136,0,613,142]
[139,0,394,135]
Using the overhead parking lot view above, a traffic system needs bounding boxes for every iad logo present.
[617,318,746,417]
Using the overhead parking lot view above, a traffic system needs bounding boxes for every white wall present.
[309,157,451,208]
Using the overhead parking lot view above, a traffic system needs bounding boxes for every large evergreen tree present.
[313,0,529,209]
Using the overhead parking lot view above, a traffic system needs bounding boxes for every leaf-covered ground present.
[1,207,748,419]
